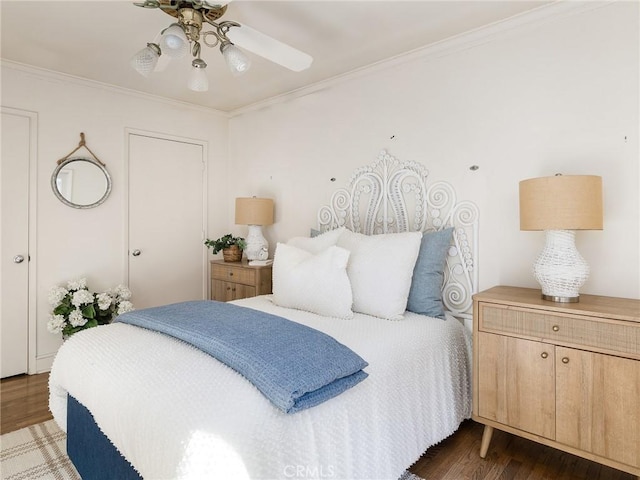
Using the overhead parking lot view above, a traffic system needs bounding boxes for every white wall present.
[2,1,638,373]
[228,2,640,300]
[1,65,230,371]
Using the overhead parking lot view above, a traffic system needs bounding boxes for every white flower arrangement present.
[47,278,134,337]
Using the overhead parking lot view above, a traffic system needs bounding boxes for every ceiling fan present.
[130,0,313,92]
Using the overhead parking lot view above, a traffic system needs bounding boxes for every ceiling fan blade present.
[227,24,313,72]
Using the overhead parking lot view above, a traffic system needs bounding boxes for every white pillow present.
[337,229,422,320]
[272,242,354,319]
[286,227,345,254]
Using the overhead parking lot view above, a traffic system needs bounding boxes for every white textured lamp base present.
[244,225,268,261]
[533,230,589,303]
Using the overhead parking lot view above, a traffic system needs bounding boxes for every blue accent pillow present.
[406,227,454,319]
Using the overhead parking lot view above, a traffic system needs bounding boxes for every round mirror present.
[51,157,112,209]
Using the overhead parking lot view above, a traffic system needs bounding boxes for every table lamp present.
[235,197,274,261]
[519,175,603,303]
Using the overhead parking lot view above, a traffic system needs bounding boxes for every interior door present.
[1,111,31,378]
[128,133,206,309]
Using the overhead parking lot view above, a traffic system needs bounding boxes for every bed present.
[49,149,479,480]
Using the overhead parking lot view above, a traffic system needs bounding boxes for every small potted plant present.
[205,234,247,262]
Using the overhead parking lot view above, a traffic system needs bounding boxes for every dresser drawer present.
[479,303,640,358]
[212,263,256,286]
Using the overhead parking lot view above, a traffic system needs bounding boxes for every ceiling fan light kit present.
[131,0,313,92]
[159,23,190,58]
[129,43,161,77]
[188,57,209,91]
[221,43,250,76]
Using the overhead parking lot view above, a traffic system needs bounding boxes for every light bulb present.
[187,58,209,92]
[160,24,188,58]
[221,43,250,76]
[130,43,161,77]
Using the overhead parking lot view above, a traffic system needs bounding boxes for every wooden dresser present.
[473,286,640,478]
[210,260,272,302]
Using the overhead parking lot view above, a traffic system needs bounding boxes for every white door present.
[1,111,31,378]
[128,133,207,309]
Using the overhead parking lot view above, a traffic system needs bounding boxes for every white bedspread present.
[49,295,472,480]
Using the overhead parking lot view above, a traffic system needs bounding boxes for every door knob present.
[132,249,141,257]
[13,255,25,264]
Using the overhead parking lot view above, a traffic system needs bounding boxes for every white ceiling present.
[1,1,552,113]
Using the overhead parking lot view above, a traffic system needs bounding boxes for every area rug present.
[0,420,79,480]
[1,420,425,480]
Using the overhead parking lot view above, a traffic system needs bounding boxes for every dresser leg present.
[479,425,494,458]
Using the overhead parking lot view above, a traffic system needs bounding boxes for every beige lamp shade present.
[235,197,274,226]
[519,175,603,231]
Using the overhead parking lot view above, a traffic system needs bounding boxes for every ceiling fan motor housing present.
[178,8,204,42]
[159,1,228,23]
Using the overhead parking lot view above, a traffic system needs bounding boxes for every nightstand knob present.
[541,352,549,359]
[562,357,570,364]
[229,272,234,277]
[552,325,560,332]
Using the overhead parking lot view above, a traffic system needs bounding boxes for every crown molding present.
[1,1,612,119]
[229,1,612,118]
[0,59,230,119]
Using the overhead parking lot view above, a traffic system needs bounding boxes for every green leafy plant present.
[204,234,247,254]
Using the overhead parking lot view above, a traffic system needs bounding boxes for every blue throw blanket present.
[116,301,368,413]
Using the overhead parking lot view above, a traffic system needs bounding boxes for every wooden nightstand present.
[210,260,272,302]
[473,286,640,478]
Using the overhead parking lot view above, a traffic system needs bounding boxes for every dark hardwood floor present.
[1,372,52,435]
[409,421,635,480]
[1,373,635,479]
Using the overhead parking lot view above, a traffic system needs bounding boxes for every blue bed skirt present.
[67,395,141,480]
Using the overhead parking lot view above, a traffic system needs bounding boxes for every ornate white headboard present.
[317,150,479,322]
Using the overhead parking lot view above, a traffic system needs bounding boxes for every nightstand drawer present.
[212,263,256,286]
[212,281,256,302]
[210,260,272,302]
[479,303,640,357]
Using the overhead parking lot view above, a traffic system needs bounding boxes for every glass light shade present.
[153,53,171,72]
[130,43,160,77]
[187,59,209,92]
[160,24,189,58]
[221,43,251,76]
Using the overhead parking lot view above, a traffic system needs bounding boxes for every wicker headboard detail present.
[317,150,479,320]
